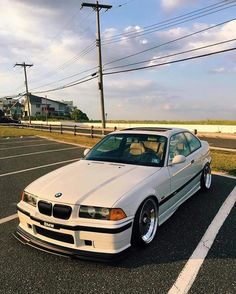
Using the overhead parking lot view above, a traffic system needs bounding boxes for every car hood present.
[26,160,160,207]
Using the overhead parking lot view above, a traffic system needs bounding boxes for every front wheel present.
[201,164,212,191]
[131,197,158,247]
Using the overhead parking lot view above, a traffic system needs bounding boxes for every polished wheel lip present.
[139,198,158,244]
[204,166,212,189]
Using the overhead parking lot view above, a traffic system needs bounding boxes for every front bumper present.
[15,206,133,261]
[14,226,129,262]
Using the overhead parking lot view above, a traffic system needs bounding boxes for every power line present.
[29,41,96,89]
[0,93,25,100]
[53,41,96,72]
[102,0,236,44]
[30,65,98,91]
[104,38,236,71]
[104,17,236,67]
[102,3,236,46]
[32,75,98,95]
[28,0,236,93]
[103,46,236,75]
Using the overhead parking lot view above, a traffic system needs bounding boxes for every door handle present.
[191,159,195,164]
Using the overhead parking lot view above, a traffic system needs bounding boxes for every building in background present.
[61,100,77,113]
[24,94,70,117]
[0,97,24,118]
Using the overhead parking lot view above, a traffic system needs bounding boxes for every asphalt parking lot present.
[0,136,235,294]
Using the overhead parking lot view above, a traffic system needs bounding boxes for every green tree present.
[71,109,89,121]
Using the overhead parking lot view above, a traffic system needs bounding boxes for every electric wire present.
[102,3,236,46]
[102,0,236,44]
[29,0,235,92]
[30,65,99,91]
[104,38,236,71]
[104,17,236,67]
[32,75,98,95]
[103,46,236,75]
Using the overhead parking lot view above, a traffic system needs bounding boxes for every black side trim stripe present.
[160,169,203,206]
[17,206,132,234]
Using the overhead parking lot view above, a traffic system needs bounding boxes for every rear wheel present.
[201,164,212,191]
[131,197,158,247]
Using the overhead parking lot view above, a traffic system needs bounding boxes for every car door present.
[167,132,197,205]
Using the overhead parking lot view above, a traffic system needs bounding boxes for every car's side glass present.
[184,132,201,153]
[169,132,191,162]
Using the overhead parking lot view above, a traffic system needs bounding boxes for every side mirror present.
[83,148,90,157]
[172,155,186,165]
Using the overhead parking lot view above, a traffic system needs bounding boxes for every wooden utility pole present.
[45,95,48,125]
[14,62,33,124]
[81,1,112,131]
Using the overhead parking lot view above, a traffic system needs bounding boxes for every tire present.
[131,197,158,247]
[201,163,212,191]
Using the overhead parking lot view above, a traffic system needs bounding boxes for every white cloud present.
[210,66,236,74]
[161,0,197,11]
[210,67,226,73]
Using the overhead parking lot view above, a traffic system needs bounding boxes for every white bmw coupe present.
[15,128,211,261]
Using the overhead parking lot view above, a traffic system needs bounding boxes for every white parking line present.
[0,213,18,225]
[0,147,79,160]
[0,142,59,151]
[0,139,47,145]
[0,136,35,141]
[168,186,236,294]
[0,158,79,177]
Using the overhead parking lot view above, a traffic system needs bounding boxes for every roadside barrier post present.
[60,124,63,134]
[49,124,52,133]
[74,125,76,136]
[91,126,94,138]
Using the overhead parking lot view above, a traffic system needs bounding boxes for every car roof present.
[111,127,188,138]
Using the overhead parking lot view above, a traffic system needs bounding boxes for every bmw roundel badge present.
[55,192,62,198]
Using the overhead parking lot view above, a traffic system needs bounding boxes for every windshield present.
[85,133,167,167]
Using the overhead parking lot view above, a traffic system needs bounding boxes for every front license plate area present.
[43,221,55,229]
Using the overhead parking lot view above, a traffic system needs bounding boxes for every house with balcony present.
[24,94,70,117]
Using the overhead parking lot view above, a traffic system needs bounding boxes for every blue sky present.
[0,0,236,120]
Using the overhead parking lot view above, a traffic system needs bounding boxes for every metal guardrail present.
[16,123,116,138]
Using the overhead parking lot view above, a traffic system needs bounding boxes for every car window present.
[85,134,167,167]
[97,136,123,153]
[184,132,201,153]
[169,132,191,161]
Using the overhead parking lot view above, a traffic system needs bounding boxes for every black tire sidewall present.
[201,163,211,191]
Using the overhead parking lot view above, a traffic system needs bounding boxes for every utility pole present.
[45,95,48,125]
[81,1,112,131]
[14,62,33,124]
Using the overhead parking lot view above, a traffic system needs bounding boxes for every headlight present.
[22,191,37,207]
[79,206,126,221]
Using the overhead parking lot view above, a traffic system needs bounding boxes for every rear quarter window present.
[184,132,201,153]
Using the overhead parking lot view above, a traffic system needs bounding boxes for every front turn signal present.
[109,208,127,221]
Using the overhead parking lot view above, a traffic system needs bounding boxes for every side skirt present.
[159,180,201,226]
